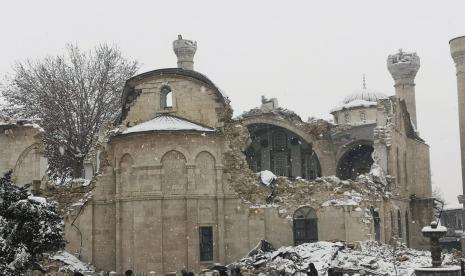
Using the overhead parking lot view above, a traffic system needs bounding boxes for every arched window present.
[397,210,402,238]
[273,131,287,150]
[293,207,318,245]
[160,86,173,108]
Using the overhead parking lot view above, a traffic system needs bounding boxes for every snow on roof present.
[343,89,388,104]
[330,99,378,113]
[331,89,388,114]
[123,115,215,134]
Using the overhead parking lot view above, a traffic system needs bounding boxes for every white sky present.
[1,0,464,207]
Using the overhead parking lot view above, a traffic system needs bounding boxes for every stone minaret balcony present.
[387,49,421,128]
[173,34,197,70]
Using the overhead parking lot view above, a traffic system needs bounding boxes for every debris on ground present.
[228,240,459,276]
[27,251,94,275]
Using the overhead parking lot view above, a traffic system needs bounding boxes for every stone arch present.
[119,154,134,193]
[159,146,191,163]
[336,140,374,180]
[293,206,318,245]
[12,143,41,185]
[161,150,187,193]
[195,151,216,193]
[242,118,322,180]
[241,116,318,147]
[192,146,218,164]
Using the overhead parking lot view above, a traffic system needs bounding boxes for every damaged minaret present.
[450,36,465,253]
[387,49,421,129]
[173,34,197,70]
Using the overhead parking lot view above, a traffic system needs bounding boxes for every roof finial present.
[362,74,367,89]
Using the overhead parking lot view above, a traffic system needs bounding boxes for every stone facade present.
[0,120,47,187]
[63,36,433,274]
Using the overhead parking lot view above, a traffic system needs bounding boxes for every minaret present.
[387,49,421,129]
[173,34,197,70]
[450,36,465,229]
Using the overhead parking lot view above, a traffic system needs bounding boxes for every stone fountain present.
[414,221,460,276]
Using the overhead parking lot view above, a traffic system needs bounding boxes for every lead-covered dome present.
[342,89,388,104]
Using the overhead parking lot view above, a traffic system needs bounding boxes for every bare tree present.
[1,44,138,180]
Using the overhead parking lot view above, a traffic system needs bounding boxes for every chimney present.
[173,34,197,70]
[387,49,421,129]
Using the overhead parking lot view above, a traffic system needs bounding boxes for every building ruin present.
[1,35,435,274]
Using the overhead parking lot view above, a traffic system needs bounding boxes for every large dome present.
[342,89,388,104]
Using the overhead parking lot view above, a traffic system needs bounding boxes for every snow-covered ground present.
[229,241,460,276]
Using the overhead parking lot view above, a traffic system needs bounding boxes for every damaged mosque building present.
[0,35,435,274]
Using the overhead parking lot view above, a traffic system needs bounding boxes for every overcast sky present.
[1,0,464,207]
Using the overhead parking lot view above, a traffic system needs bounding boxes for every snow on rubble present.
[48,251,95,273]
[228,240,460,276]
[235,169,389,220]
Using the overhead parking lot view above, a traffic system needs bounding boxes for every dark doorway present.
[337,143,374,180]
[405,211,410,247]
[371,207,381,241]
[293,207,318,245]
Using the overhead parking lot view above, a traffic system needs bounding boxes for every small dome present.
[342,89,388,104]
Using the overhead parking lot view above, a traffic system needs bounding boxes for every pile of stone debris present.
[228,240,460,276]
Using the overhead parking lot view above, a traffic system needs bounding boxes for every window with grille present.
[199,226,213,262]
[273,131,287,150]
[293,207,318,245]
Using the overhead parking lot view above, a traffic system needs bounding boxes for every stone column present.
[387,49,421,129]
[450,36,465,253]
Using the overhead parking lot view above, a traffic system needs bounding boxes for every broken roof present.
[122,114,215,135]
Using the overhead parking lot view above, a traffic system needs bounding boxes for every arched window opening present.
[161,86,173,109]
[245,124,321,179]
[293,207,318,245]
[397,210,402,238]
[336,143,374,180]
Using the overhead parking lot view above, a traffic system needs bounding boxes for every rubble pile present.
[234,170,389,219]
[222,121,267,200]
[241,107,303,123]
[27,251,94,275]
[229,240,460,276]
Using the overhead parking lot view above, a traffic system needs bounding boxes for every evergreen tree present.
[0,171,65,275]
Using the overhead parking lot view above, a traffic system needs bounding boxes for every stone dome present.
[342,89,388,104]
